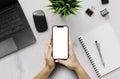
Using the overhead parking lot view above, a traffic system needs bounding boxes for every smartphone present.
[52,25,69,59]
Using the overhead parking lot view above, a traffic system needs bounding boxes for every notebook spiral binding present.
[79,37,101,77]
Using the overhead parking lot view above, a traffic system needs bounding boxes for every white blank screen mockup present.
[53,26,68,59]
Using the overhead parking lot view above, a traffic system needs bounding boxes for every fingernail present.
[55,60,59,62]
[48,45,51,48]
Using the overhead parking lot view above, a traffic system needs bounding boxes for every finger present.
[47,45,53,57]
[45,35,52,56]
[48,35,52,45]
[69,37,73,49]
[69,37,74,56]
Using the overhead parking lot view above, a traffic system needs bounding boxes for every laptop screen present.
[0,0,17,9]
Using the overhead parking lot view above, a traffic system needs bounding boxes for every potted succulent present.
[48,0,82,17]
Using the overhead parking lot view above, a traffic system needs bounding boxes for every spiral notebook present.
[79,23,120,78]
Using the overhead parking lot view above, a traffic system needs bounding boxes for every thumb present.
[57,60,66,65]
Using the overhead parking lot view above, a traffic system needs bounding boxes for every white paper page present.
[80,23,120,77]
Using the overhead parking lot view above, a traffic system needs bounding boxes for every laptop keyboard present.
[0,6,24,40]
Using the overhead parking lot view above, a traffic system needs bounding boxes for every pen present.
[95,40,105,67]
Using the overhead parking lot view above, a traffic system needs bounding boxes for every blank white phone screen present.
[53,26,68,59]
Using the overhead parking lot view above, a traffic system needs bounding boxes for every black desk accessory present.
[101,0,109,4]
[100,8,109,17]
[85,8,94,16]
[33,10,48,32]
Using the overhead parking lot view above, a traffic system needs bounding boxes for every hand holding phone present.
[52,25,69,59]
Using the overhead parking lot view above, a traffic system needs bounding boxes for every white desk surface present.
[0,0,120,79]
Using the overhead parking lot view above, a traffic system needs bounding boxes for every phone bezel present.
[52,25,69,60]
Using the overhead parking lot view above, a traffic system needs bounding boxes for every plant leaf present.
[48,0,82,16]
[58,1,65,6]
[54,7,59,14]
[48,5,53,7]
[60,7,66,14]
[70,8,77,14]
[49,0,55,3]
[67,10,71,15]
[52,2,62,7]
[71,1,80,6]
[67,0,73,3]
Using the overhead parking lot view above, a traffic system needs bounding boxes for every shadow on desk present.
[49,63,78,79]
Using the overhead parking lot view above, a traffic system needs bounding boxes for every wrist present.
[40,66,51,79]
[34,66,53,79]
[44,66,53,75]
[74,64,91,79]
[74,64,82,73]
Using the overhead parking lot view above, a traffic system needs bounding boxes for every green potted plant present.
[48,0,82,17]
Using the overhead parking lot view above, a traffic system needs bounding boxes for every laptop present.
[0,0,36,58]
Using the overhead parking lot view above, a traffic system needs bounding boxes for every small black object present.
[33,10,48,32]
[101,0,109,4]
[100,8,109,17]
[85,8,94,16]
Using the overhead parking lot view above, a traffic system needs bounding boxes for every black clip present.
[85,8,94,16]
